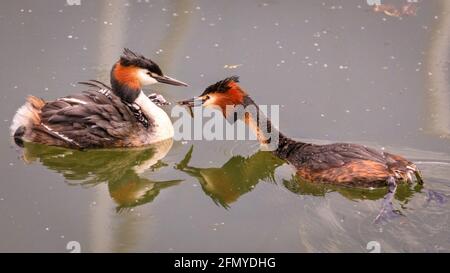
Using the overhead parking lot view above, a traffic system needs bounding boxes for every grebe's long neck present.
[110,64,174,142]
[134,91,174,140]
[110,62,141,103]
[242,96,305,159]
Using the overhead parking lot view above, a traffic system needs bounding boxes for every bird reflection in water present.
[283,175,423,205]
[175,146,285,208]
[20,139,181,212]
[175,146,445,223]
[19,141,445,220]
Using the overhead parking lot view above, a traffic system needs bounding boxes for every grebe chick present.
[11,48,187,149]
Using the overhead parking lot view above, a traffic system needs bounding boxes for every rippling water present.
[1,0,450,252]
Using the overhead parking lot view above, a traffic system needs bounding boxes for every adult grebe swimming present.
[179,76,425,221]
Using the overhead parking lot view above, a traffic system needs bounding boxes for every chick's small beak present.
[156,75,188,87]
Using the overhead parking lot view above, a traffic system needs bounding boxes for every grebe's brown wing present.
[288,143,394,185]
[293,143,388,171]
[39,89,135,148]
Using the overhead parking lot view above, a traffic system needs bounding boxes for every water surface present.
[1,0,450,252]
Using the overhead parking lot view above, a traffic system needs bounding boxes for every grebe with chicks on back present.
[10,48,188,149]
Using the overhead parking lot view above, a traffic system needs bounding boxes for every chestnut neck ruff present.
[108,64,151,128]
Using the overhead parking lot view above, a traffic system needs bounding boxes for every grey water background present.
[1,0,450,252]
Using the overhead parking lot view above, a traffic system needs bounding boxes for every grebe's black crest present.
[120,48,163,76]
[201,75,240,96]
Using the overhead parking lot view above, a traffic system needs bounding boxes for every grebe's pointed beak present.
[155,75,188,87]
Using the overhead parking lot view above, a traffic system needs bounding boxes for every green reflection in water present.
[20,141,425,213]
[176,146,424,209]
[283,175,423,204]
[21,140,180,212]
[176,146,285,208]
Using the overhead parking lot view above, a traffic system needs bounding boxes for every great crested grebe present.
[10,48,187,149]
[179,76,425,221]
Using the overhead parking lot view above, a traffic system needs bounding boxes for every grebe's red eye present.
[202,95,210,103]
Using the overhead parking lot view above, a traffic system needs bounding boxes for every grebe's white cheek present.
[137,69,158,86]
